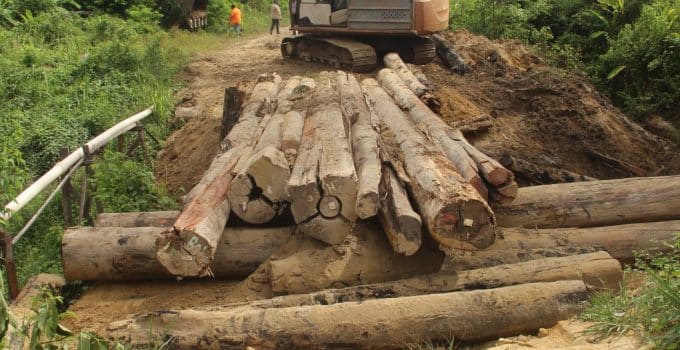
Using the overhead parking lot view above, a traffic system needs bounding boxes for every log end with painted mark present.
[155,229,214,277]
[427,201,496,250]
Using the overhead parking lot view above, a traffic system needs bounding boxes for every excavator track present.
[282,35,378,73]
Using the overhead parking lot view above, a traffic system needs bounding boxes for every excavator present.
[282,0,450,72]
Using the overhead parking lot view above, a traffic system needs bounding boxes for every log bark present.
[363,78,496,250]
[377,68,488,199]
[378,166,422,256]
[95,211,179,228]
[449,129,515,188]
[291,75,357,244]
[445,220,680,270]
[281,110,305,166]
[383,53,429,97]
[495,176,680,228]
[109,280,588,348]
[209,251,620,313]
[266,222,444,295]
[62,226,293,281]
[228,78,300,224]
[221,73,282,150]
[337,71,381,219]
[432,34,469,74]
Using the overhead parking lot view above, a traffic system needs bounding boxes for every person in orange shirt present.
[230,4,242,36]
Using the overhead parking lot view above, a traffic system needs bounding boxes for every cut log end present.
[379,212,422,256]
[227,174,277,224]
[319,196,342,218]
[297,216,352,245]
[356,192,380,219]
[155,230,214,277]
[429,201,496,250]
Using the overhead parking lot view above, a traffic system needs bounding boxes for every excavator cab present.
[283,0,450,71]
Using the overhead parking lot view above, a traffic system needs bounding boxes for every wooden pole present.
[0,230,19,300]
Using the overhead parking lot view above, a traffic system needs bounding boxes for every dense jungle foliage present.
[451,0,680,123]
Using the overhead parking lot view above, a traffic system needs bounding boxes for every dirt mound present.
[426,30,680,181]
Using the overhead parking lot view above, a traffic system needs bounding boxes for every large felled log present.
[495,176,680,228]
[377,68,488,199]
[281,110,305,166]
[95,211,179,228]
[210,251,620,313]
[157,75,284,277]
[378,166,422,256]
[156,145,243,277]
[432,34,469,74]
[383,53,429,97]
[109,280,588,348]
[265,222,444,295]
[294,76,358,244]
[337,71,380,219]
[446,221,680,270]
[62,226,293,281]
[363,78,496,250]
[449,129,515,188]
[228,78,301,224]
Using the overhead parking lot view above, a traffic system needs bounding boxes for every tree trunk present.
[337,71,381,219]
[362,78,496,250]
[109,281,588,349]
[449,129,515,188]
[95,211,179,228]
[281,110,305,166]
[495,176,680,228]
[211,251,620,313]
[228,78,301,224]
[445,220,680,270]
[266,222,444,295]
[378,166,422,256]
[377,68,488,199]
[383,53,429,97]
[432,34,469,74]
[62,226,293,281]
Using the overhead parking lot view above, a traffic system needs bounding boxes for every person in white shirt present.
[270,0,282,35]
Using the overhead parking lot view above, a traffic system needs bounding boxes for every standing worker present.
[270,0,282,35]
[230,4,242,36]
[289,0,299,34]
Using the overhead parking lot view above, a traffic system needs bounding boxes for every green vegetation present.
[581,235,680,349]
[451,0,680,123]
[0,0,268,286]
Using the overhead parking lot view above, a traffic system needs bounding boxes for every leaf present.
[57,323,73,336]
[607,65,627,80]
[590,31,608,40]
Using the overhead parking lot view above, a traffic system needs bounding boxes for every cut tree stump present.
[95,211,179,228]
[109,280,588,348]
[432,34,469,74]
[337,71,380,219]
[363,78,496,250]
[265,222,444,295]
[62,226,293,281]
[445,220,680,270]
[377,68,488,199]
[228,78,301,224]
[378,166,422,256]
[209,251,620,312]
[495,176,680,228]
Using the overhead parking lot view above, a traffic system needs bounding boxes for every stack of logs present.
[60,53,680,348]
